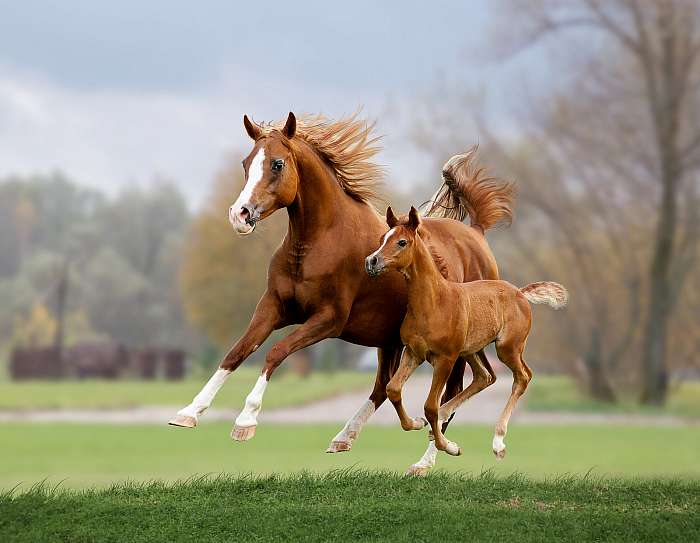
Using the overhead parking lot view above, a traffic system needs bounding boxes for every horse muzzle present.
[229,202,261,236]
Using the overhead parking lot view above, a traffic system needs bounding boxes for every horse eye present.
[271,159,284,172]
[398,239,408,247]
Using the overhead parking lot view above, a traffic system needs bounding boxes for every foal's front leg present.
[386,348,427,431]
[231,307,343,441]
[169,291,283,428]
[424,356,462,457]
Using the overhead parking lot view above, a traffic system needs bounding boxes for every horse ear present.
[282,112,296,139]
[386,206,399,227]
[244,115,262,140]
[408,206,421,229]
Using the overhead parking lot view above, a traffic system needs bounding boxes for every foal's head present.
[365,206,422,277]
[229,112,301,235]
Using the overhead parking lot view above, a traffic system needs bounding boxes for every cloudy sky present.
[0,1,541,205]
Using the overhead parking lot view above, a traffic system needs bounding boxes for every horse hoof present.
[405,464,430,477]
[168,415,197,428]
[444,440,461,456]
[231,424,257,441]
[493,447,506,460]
[326,440,352,453]
[413,417,428,430]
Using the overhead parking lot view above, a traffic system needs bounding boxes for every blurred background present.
[0,1,698,488]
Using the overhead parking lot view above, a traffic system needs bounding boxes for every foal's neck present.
[404,236,446,314]
[286,141,351,245]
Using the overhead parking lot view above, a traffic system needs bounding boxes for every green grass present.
[1,422,698,491]
[0,369,371,411]
[527,376,700,419]
[1,472,697,542]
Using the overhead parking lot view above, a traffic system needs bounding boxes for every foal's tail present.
[520,282,568,309]
[424,145,515,233]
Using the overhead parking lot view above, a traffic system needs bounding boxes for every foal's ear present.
[386,206,399,228]
[408,206,421,229]
[243,115,262,140]
[282,112,296,139]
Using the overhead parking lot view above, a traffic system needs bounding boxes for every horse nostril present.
[239,206,250,221]
[370,256,378,267]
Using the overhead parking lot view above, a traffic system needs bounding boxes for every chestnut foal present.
[366,207,567,460]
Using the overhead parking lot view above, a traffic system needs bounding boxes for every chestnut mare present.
[366,207,567,467]
[169,112,514,474]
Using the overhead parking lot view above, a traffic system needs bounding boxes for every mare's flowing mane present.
[256,113,385,203]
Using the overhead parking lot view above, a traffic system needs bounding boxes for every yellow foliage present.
[13,302,56,347]
[179,157,287,348]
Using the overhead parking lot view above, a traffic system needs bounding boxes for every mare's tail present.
[520,282,568,309]
[424,145,515,233]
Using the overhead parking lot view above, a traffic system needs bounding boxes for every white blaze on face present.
[230,147,266,232]
[176,369,232,420]
[234,374,268,428]
[369,228,397,260]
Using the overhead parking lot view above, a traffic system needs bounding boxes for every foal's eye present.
[398,239,408,247]
[271,159,284,172]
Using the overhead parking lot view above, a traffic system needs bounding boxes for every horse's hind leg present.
[492,342,532,459]
[326,344,402,453]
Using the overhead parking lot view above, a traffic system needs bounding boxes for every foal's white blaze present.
[230,148,266,230]
[368,228,397,261]
[330,399,376,445]
[234,374,268,428]
[176,368,232,420]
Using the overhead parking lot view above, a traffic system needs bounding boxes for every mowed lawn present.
[1,472,697,542]
[1,422,698,490]
[0,369,371,411]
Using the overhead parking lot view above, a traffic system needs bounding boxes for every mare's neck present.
[286,141,350,245]
[404,236,446,315]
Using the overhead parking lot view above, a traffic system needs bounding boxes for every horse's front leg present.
[231,307,343,441]
[168,291,283,428]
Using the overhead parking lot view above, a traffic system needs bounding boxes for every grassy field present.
[1,422,698,490]
[526,376,700,419]
[0,368,371,411]
[1,472,697,542]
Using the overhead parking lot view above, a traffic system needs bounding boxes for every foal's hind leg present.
[326,345,402,453]
[492,343,532,459]
[438,350,496,421]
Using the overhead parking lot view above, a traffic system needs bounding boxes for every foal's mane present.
[258,113,385,203]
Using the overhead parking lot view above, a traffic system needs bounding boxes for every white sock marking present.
[234,374,268,428]
[493,434,505,453]
[412,441,438,470]
[331,400,376,443]
[177,369,231,419]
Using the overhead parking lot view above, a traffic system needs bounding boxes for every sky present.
[0,1,541,206]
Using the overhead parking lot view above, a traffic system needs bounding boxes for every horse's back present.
[421,217,499,282]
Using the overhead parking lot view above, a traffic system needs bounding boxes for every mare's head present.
[365,206,422,277]
[229,112,301,235]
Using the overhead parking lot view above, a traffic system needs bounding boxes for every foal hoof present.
[493,447,507,460]
[412,417,429,430]
[326,441,352,453]
[168,414,197,428]
[231,424,257,441]
[405,464,431,477]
